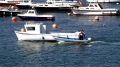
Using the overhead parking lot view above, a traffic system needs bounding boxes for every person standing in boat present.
[79,29,85,40]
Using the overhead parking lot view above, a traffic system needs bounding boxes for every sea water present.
[0,1,120,67]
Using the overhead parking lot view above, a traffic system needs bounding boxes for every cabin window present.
[39,5,43,6]
[95,5,97,7]
[29,11,34,14]
[48,2,52,4]
[45,5,48,6]
[27,27,35,31]
[90,5,94,7]
[86,8,89,9]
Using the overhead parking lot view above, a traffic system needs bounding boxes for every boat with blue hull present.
[54,36,91,43]
[17,9,55,21]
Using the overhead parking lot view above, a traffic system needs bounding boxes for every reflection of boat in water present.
[17,41,57,51]
[87,0,120,3]
[72,1,120,16]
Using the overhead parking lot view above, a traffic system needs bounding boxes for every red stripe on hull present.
[0,3,16,6]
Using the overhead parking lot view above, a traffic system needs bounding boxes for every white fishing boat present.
[15,23,86,41]
[87,0,120,3]
[72,1,120,16]
[17,9,55,21]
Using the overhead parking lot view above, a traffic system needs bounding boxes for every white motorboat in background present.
[87,0,120,3]
[31,0,79,11]
[0,0,23,6]
[72,1,120,16]
[0,6,21,16]
[17,9,55,21]
[16,0,37,9]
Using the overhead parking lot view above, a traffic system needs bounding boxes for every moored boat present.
[72,1,120,16]
[0,6,21,16]
[16,0,36,9]
[17,9,55,21]
[87,0,120,3]
[0,0,23,6]
[30,0,79,11]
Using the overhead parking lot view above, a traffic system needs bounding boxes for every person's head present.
[80,29,83,32]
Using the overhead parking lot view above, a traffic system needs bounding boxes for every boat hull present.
[87,0,120,2]
[72,9,120,16]
[16,5,32,9]
[15,31,80,41]
[0,3,16,6]
[15,31,56,41]
[34,7,71,12]
[18,16,55,21]
[54,36,91,43]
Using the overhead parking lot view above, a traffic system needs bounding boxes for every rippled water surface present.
[0,1,120,67]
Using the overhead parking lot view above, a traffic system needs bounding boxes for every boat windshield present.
[98,4,103,9]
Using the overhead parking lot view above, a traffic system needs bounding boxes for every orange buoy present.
[12,17,17,22]
[52,23,58,29]
[95,16,99,20]
[21,28,26,32]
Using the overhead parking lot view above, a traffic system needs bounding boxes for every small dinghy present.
[54,36,92,43]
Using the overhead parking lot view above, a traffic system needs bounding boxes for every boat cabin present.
[24,23,47,34]
[78,3,103,10]
[25,9,38,15]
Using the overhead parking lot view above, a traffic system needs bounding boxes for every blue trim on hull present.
[19,16,55,21]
